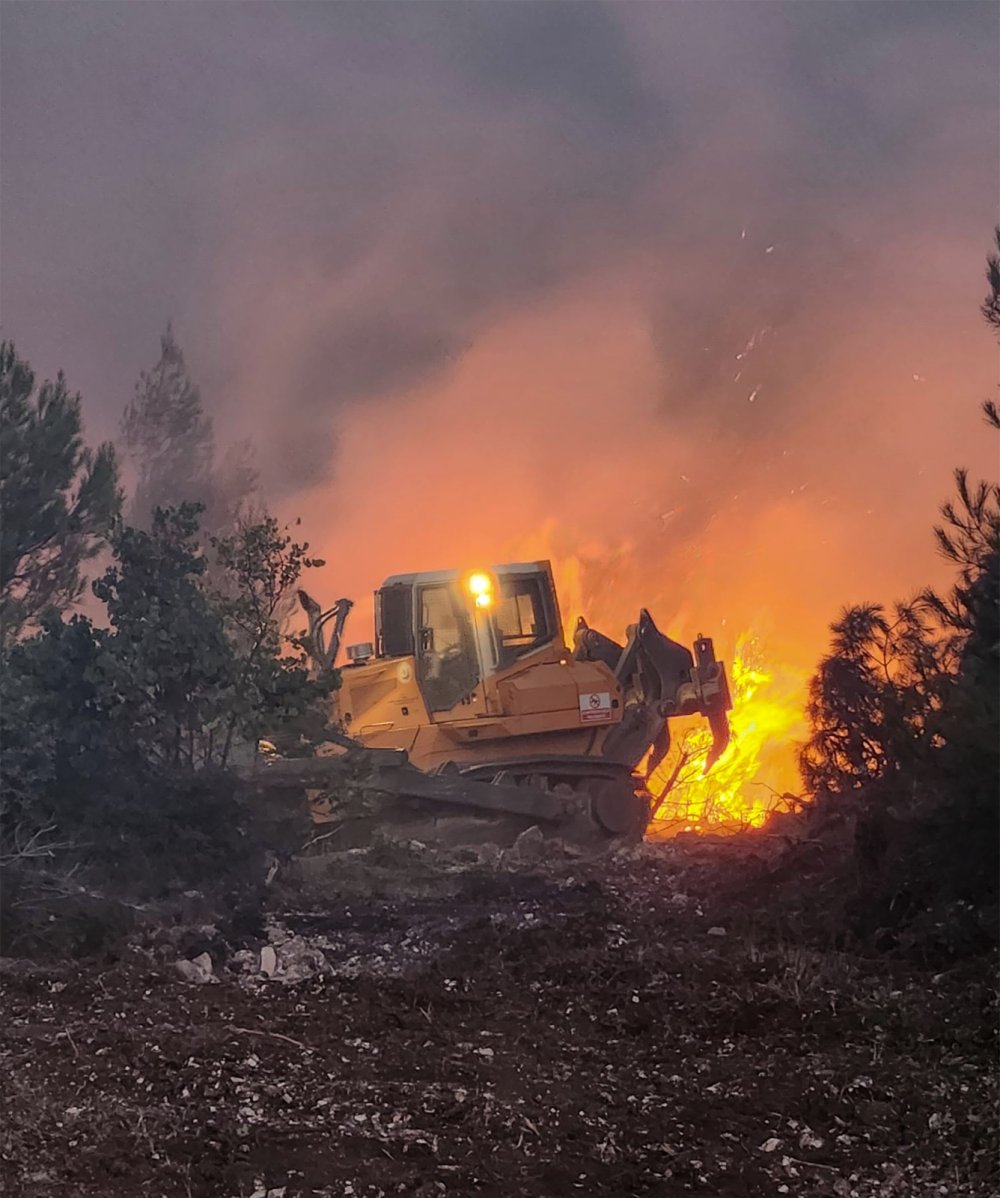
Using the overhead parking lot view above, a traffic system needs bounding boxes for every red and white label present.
[579,691,613,723]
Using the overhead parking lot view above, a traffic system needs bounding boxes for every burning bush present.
[647,630,808,833]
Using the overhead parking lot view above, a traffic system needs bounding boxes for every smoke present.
[3,1,998,689]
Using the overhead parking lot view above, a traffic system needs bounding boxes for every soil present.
[1,840,996,1197]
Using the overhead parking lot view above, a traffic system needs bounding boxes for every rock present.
[260,945,278,977]
[707,926,727,937]
[558,841,587,859]
[191,951,213,975]
[759,1137,782,1153]
[174,958,214,985]
[509,825,544,863]
[274,935,331,982]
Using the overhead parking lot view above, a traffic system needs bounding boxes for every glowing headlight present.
[468,572,493,607]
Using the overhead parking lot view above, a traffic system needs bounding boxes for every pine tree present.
[0,342,120,645]
[121,325,216,529]
[122,326,259,535]
[800,232,1000,922]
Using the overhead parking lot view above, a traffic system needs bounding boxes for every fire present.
[646,630,809,834]
[538,546,813,835]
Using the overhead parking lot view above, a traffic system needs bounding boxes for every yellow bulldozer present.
[279,559,732,845]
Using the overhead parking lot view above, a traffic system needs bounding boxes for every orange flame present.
[646,630,809,834]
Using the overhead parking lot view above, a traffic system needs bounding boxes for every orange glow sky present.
[291,254,996,666]
[285,239,996,801]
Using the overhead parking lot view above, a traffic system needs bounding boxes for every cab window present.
[417,584,480,712]
[496,576,551,665]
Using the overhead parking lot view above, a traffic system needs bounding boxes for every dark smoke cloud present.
[2,0,996,512]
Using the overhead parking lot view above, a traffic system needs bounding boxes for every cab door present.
[416,583,481,713]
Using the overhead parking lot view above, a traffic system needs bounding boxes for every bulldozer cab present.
[375,562,563,713]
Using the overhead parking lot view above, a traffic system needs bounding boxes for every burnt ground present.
[0,841,996,1198]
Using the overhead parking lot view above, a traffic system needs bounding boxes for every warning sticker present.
[579,691,613,723]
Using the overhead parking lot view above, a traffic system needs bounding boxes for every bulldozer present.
[274,559,732,846]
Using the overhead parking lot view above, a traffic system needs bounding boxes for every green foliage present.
[91,505,239,768]
[0,503,334,908]
[0,612,248,889]
[0,341,120,645]
[209,513,335,764]
[1,613,121,820]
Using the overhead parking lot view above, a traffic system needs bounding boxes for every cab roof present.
[380,560,553,589]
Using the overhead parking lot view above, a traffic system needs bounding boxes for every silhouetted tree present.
[122,325,262,539]
[982,226,1000,430]
[0,342,120,645]
[800,231,1000,935]
[982,226,1000,336]
[923,268,1000,867]
[121,325,215,528]
[800,601,945,795]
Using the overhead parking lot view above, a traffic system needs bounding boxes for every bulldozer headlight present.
[468,572,494,607]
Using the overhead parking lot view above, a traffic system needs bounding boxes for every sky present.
[2,1,998,692]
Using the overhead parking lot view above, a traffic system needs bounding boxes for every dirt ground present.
[1,840,996,1198]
